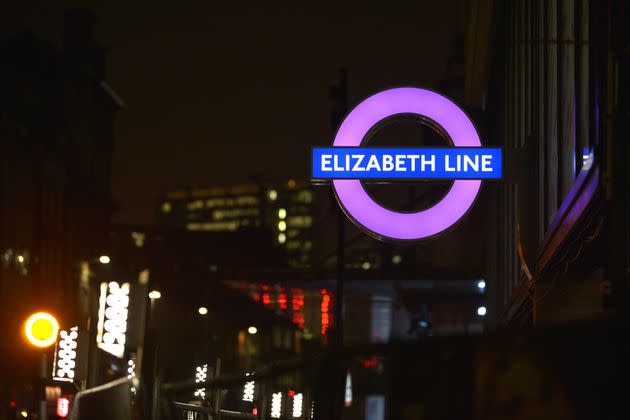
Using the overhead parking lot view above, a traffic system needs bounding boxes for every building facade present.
[156,180,315,267]
[463,0,629,325]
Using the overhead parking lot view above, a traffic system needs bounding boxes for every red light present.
[8,400,16,409]
[363,356,378,369]
[252,407,258,415]
[278,293,287,311]
[291,289,305,329]
[262,293,271,305]
[288,390,296,397]
[321,293,331,335]
[57,397,70,418]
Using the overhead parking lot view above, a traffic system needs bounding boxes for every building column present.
[559,0,576,200]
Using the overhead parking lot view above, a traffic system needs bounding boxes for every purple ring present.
[332,87,482,240]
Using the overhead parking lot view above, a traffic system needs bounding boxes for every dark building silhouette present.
[0,8,121,414]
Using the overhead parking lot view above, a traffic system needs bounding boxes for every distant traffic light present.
[24,312,59,348]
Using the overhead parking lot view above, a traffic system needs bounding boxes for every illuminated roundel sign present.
[24,312,60,348]
[312,87,502,241]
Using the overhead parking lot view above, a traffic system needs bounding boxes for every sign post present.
[24,311,61,420]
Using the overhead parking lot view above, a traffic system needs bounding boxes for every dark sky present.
[4,1,462,225]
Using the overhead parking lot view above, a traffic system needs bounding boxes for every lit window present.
[186,221,239,232]
[392,255,402,264]
[206,198,226,208]
[268,190,278,201]
[131,232,145,248]
[288,179,296,188]
[287,215,312,227]
[187,200,204,211]
[278,233,287,244]
[361,261,371,270]
[161,202,172,214]
[296,190,313,204]
[278,208,287,219]
[278,221,287,232]
[236,195,259,205]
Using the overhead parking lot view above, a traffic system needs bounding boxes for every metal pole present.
[335,209,344,349]
[333,69,347,350]
[39,352,48,420]
[317,68,347,420]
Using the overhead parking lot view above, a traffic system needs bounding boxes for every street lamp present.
[98,255,111,264]
[198,307,208,315]
[247,326,257,335]
[148,290,161,300]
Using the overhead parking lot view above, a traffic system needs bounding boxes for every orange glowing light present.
[24,312,59,348]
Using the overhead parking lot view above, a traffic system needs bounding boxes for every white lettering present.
[382,155,394,171]
[333,155,344,171]
[407,155,419,171]
[395,155,406,171]
[421,155,435,172]
[352,155,365,171]
[321,155,332,171]
[445,155,456,171]
[463,155,479,172]
[482,155,492,172]
[366,155,381,171]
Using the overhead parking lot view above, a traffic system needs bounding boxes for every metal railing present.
[172,402,256,419]
[159,344,371,420]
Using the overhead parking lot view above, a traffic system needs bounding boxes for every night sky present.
[3,1,461,224]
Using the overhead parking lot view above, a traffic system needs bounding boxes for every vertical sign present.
[53,326,79,382]
[96,282,130,358]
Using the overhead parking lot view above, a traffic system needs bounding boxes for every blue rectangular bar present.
[312,147,502,179]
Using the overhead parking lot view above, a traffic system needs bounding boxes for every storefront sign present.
[312,87,501,241]
[96,281,130,358]
[53,326,79,382]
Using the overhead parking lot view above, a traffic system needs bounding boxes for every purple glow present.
[332,88,482,240]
